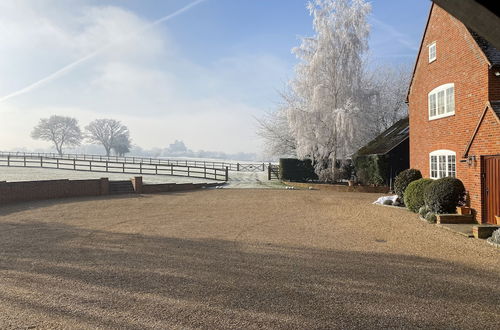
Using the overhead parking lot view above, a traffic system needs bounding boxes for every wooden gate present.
[483,155,500,224]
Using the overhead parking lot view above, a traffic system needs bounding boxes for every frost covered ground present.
[0,166,284,188]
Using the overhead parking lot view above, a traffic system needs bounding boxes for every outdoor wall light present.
[467,155,477,166]
[495,71,500,77]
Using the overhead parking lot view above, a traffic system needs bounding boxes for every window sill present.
[429,112,455,121]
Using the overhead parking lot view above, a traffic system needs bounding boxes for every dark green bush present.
[404,178,433,213]
[394,169,422,202]
[383,199,393,205]
[424,177,466,214]
[279,158,318,182]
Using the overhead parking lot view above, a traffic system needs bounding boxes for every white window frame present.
[429,150,456,179]
[428,42,436,63]
[428,83,455,120]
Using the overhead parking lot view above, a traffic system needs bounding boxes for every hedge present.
[353,154,388,186]
[404,178,433,213]
[279,158,318,181]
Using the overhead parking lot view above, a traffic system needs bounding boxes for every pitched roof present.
[468,29,500,66]
[490,101,500,118]
[356,117,409,156]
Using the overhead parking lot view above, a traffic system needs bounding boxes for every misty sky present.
[0,0,430,154]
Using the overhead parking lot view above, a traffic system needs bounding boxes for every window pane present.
[446,87,455,113]
[429,43,436,61]
[429,93,437,117]
[437,90,445,115]
[448,155,456,177]
[431,155,437,178]
[439,155,446,178]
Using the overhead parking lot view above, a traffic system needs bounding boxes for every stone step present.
[109,181,135,194]
[473,225,500,239]
[436,214,475,224]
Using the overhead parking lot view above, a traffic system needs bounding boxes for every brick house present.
[407,3,500,224]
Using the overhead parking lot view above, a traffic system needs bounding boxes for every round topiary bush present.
[383,199,393,206]
[424,177,466,214]
[394,169,422,202]
[404,178,433,213]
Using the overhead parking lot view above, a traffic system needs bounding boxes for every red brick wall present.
[0,178,107,204]
[408,4,500,222]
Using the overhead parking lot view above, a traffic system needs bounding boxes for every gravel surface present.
[0,189,499,329]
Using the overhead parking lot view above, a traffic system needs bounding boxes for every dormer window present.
[429,42,436,62]
[428,83,455,120]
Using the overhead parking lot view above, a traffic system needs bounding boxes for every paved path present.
[0,190,499,329]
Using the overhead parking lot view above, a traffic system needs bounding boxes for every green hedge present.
[424,177,466,214]
[404,178,433,213]
[353,154,388,186]
[279,158,318,181]
[394,169,422,202]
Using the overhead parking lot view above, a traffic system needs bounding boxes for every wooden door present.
[483,156,500,224]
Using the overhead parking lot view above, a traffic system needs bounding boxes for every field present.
[0,189,499,329]
[0,166,284,188]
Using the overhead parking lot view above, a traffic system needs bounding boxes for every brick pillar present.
[99,178,109,195]
[131,176,143,194]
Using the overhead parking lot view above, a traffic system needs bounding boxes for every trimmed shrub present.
[424,177,466,214]
[394,169,422,202]
[383,199,393,205]
[279,158,318,182]
[487,229,500,245]
[425,212,437,224]
[404,178,433,213]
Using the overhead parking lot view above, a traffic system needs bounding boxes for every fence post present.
[237,163,240,171]
[57,158,59,169]
[89,160,92,171]
[73,159,76,170]
[225,166,229,181]
[155,164,158,174]
[187,166,190,177]
[106,161,109,172]
[24,156,26,167]
[262,163,265,171]
[40,156,43,168]
[268,163,271,180]
[140,162,142,174]
[7,155,9,167]
[171,165,174,176]
[123,162,125,173]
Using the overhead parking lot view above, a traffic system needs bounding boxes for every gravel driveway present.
[0,189,499,329]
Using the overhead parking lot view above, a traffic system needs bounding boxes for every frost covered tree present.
[287,0,372,181]
[85,119,129,156]
[31,115,82,155]
[111,132,131,157]
[256,104,297,158]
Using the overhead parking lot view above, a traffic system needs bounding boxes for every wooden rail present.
[0,151,268,172]
[0,154,228,181]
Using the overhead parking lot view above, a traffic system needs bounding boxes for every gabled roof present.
[468,29,500,66]
[406,3,500,102]
[463,101,500,157]
[356,117,409,156]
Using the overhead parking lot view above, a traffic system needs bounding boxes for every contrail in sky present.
[0,0,206,104]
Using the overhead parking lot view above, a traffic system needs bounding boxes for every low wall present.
[0,177,223,205]
[0,178,108,204]
[283,181,389,193]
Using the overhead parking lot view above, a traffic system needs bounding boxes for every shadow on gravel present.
[0,221,499,329]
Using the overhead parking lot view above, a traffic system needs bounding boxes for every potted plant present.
[456,206,471,215]
[495,215,500,225]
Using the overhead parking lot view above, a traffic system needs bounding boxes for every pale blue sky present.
[0,0,431,155]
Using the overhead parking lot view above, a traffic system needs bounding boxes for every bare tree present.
[256,106,297,158]
[111,132,131,157]
[31,115,82,155]
[85,119,129,156]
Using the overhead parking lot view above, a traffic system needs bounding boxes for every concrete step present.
[473,225,500,239]
[109,181,135,194]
